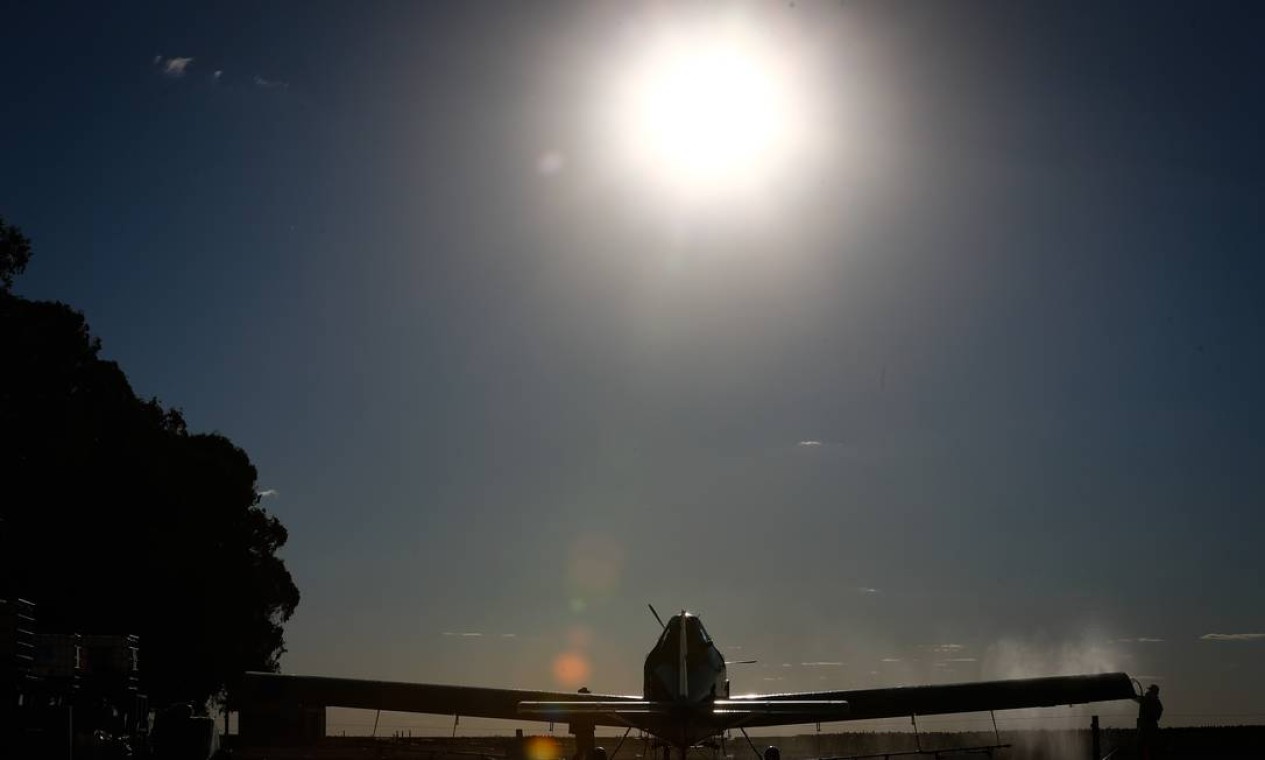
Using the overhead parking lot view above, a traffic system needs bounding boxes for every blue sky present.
[3,0,1263,733]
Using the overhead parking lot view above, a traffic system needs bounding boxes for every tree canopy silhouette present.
[0,218,299,708]
[0,216,32,291]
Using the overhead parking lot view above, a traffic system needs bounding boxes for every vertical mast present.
[678,611,689,699]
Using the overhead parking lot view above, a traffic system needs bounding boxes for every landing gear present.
[737,727,776,760]
[572,722,596,760]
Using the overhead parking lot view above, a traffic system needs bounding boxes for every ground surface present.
[228,727,1265,760]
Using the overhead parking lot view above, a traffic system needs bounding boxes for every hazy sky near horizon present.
[3,0,1264,733]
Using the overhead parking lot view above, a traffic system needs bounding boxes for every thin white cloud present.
[929,643,965,653]
[155,55,194,77]
[800,661,844,667]
[1116,637,1164,643]
[1200,633,1265,641]
[857,587,881,594]
[797,440,823,447]
[257,488,279,499]
[253,74,288,89]
[879,657,901,663]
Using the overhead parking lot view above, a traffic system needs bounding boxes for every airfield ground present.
[228,727,1265,760]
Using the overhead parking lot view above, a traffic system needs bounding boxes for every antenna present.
[648,604,666,629]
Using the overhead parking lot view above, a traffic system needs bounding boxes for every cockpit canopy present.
[643,612,727,703]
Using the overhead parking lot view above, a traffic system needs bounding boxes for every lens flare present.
[552,651,592,689]
[524,736,562,760]
[567,625,593,649]
[568,534,625,598]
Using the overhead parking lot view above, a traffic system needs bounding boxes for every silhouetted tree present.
[0,219,299,709]
[0,216,32,291]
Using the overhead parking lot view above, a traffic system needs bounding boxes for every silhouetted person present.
[1135,683,1162,758]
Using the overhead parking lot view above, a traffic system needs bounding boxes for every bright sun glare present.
[606,15,812,201]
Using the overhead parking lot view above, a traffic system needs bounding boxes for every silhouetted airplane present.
[241,609,1136,759]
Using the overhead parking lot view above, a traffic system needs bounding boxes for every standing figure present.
[1135,683,1163,758]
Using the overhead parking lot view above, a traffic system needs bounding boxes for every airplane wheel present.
[590,749,608,760]
[763,747,780,760]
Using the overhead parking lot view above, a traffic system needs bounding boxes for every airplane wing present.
[520,699,850,720]
[240,672,1135,734]
[239,674,853,730]
[239,672,643,728]
[724,672,1136,727]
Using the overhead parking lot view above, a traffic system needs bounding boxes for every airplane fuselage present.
[644,611,729,703]
[635,611,735,747]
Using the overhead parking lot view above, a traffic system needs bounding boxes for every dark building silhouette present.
[1,598,147,755]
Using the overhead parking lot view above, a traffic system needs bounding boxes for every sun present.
[604,15,812,201]
[628,40,786,182]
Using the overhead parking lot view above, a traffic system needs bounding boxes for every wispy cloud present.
[152,55,290,91]
[257,488,279,499]
[800,661,844,667]
[1200,632,1265,641]
[254,74,288,89]
[1115,637,1164,643]
[797,440,823,447]
[929,643,966,653]
[857,587,881,594]
[879,657,901,663]
[154,55,194,77]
